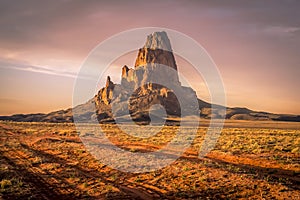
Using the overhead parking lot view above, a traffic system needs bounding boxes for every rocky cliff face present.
[135,32,177,70]
[94,31,199,122]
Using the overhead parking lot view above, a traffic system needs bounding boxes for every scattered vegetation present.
[0,120,299,199]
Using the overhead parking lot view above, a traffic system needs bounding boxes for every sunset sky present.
[0,0,299,115]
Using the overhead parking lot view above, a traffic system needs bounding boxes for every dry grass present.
[0,120,299,199]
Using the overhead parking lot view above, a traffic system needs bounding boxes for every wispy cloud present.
[0,98,23,104]
[0,60,77,78]
[262,25,300,36]
[0,59,95,80]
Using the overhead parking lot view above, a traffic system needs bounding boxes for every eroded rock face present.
[134,48,178,71]
[96,76,115,105]
[144,31,172,51]
[94,31,199,122]
[134,31,179,86]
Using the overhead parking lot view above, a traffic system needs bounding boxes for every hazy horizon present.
[1,0,300,115]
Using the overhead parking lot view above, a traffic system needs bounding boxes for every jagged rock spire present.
[105,76,113,88]
[94,31,198,121]
[144,31,172,51]
[134,31,178,71]
[121,65,129,78]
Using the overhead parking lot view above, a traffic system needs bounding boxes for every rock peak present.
[135,31,177,71]
[105,76,113,88]
[144,31,172,51]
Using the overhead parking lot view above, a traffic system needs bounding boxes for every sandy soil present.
[0,120,299,199]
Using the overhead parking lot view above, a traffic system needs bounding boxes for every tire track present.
[20,143,163,200]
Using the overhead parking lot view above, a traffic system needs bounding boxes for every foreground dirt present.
[0,120,299,199]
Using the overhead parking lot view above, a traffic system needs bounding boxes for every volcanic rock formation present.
[93,31,199,122]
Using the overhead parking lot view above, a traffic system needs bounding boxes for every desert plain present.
[0,120,299,199]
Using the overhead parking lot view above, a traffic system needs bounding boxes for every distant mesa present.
[1,31,300,123]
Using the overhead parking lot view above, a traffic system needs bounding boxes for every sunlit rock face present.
[94,31,199,122]
[135,32,178,70]
[96,76,114,105]
[122,31,180,90]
